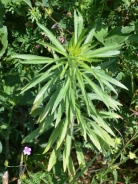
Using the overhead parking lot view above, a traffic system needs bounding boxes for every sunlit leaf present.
[47,144,63,171]
[75,144,85,167]
[56,118,68,149]
[63,128,72,171]
[37,22,67,54]
[43,120,64,153]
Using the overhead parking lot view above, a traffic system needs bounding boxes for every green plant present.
[12,10,127,176]
[21,170,53,184]
[1,0,138,182]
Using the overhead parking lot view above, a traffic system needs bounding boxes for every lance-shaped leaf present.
[38,88,61,122]
[37,41,67,57]
[74,10,78,45]
[43,120,64,153]
[75,144,85,167]
[84,24,96,44]
[33,75,59,105]
[77,10,84,38]
[83,44,121,58]
[11,54,49,60]
[99,111,123,119]
[56,118,68,149]
[55,100,65,127]
[76,71,90,115]
[21,62,64,93]
[86,125,102,151]
[68,156,75,178]
[37,22,67,55]
[91,115,115,136]
[51,76,70,114]
[63,128,72,171]
[22,114,54,143]
[88,120,115,147]
[95,69,128,90]
[47,143,63,171]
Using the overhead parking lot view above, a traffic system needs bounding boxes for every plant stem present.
[5,108,12,161]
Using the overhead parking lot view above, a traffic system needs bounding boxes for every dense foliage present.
[0,0,138,183]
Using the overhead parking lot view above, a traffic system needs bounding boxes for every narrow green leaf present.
[37,41,68,57]
[83,72,120,110]
[51,76,70,114]
[63,128,72,171]
[76,71,90,115]
[84,24,96,44]
[22,115,54,143]
[86,50,120,58]
[88,93,101,101]
[11,54,49,60]
[75,30,87,49]
[34,75,58,104]
[68,156,75,178]
[86,126,102,151]
[21,62,64,93]
[38,88,61,122]
[77,10,83,38]
[12,54,65,65]
[70,87,76,111]
[60,62,68,79]
[99,111,122,119]
[95,70,128,90]
[56,118,68,149]
[87,119,115,148]
[20,59,54,64]
[31,97,44,114]
[55,100,65,127]
[47,144,63,171]
[74,10,78,45]
[39,114,54,133]
[100,78,118,94]
[80,62,103,86]
[86,120,106,141]
[84,44,121,58]
[75,144,85,167]
[91,115,115,136]
[43,120,64,153]
[37,22,67,54]
[82,73,110,108]
[76,106,87,140]
[105,95,121,110]
[22,128,40,143]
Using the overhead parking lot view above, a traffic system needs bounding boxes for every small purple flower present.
[23,147,31,155]
[51,23,58,29]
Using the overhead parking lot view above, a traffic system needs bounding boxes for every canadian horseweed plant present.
[12,10,127,174]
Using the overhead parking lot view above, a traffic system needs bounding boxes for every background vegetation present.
[0,0,138,183]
